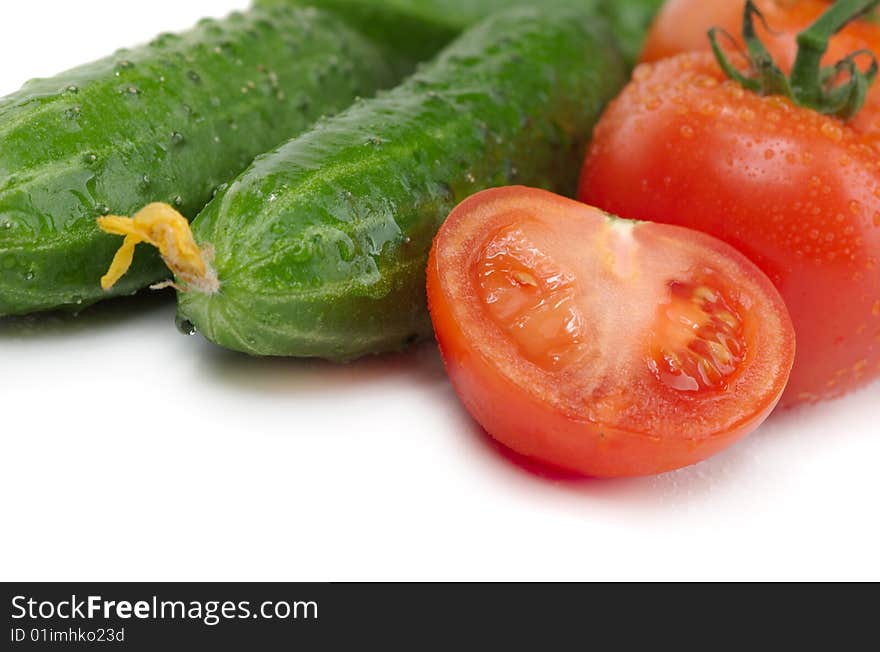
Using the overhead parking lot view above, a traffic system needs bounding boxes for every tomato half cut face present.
[427,187,795,478]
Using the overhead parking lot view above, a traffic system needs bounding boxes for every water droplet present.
[4,221,13,229]
[176,317,197,336]
[126,86,140,96]
[117,59,134,70]
[171,131,185,146]
[25,271,34,281]
[65,84,79,94]
[173,195,183,207]
[96,204,111,216]
[820,121,843,142]
[268,193,278,202]
[83,152,98,165]
[187,70,201,84]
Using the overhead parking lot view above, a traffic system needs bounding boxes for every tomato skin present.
[428,187,794,478]
[579,53,880,407]
[641,0,750,64]
[640,0,880,135]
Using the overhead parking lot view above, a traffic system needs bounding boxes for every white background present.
[1,0,878,582]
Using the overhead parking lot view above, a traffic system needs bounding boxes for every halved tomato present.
[427,187,795,478]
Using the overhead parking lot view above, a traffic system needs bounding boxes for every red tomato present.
[427,187,794,478]
[640,0,880,134]
[579,52,880,407]
[643,0,837,67]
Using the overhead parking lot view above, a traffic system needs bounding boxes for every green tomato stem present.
[710,0,880,121]
[791,0,880,107]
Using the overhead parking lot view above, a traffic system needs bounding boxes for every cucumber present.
[174,5,628,359]
[0,6,395,317]
[255,0,665,67]
[257,1,462,79]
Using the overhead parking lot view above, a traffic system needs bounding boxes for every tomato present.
[579,52,880,407]
[427,187,794,478]
[643,1,840,67]
[640,0,880,134]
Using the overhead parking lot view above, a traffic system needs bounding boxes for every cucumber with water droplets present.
[255,0,463,75]
[255,0,665,67]
[0,5,394,316]
[174,5,628,359]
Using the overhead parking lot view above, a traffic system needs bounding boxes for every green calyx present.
[709,0,880,121]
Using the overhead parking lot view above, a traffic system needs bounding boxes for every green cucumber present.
[175,5,628,359]
[255,0,666,66]
[257,1,462,79]
[0,6,395,317]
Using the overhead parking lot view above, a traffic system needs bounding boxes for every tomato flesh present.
[477,222,589,371]
[428,187,795,478]
[649,277,747,393]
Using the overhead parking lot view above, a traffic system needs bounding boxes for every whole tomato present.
[641,0,880,134]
